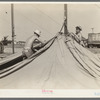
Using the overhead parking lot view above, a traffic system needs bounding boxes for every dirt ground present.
[88,48,100,54]
[87,48,100,57]
[1,46,100,59]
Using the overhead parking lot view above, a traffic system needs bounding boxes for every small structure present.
[17,41,25,45]
[1,36,12,46]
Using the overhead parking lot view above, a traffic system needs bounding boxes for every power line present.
[14,10,53,36]
[30,5,61,27]
[94,4,100,9]
[0,5,61,39]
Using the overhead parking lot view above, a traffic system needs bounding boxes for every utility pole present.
[91,28,94,33]
[11,4,15,54]
[64,4,68,35]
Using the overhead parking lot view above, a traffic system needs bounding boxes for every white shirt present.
[75,32,82,42]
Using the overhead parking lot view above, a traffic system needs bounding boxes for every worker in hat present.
[75,26,82,41]
[74,26,85,46]
[75,26,82,43]
[22,30,44,58]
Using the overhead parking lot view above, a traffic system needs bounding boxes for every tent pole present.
[64,4,68,35]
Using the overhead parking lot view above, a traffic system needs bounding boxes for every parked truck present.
[88,33,100,48]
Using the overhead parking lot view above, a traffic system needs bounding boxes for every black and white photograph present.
[0,2,100,97]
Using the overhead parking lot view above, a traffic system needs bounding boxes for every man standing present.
[22,30,44,58]
[75,26,82,43]
[75,26,85,47]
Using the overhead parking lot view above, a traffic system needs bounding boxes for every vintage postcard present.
[0,2,100,97]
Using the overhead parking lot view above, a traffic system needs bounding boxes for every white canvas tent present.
[0,34,100,89]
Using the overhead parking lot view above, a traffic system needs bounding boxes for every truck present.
[88,33,100,48]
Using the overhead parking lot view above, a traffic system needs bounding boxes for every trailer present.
[88,33,100,48]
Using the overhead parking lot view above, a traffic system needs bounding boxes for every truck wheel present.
[89,45,93,48]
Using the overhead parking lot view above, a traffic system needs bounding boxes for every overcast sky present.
[0,3,100,41]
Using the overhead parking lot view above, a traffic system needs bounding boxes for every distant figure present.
[22,30,44,58]
[75,26,82,42]
[75,26,85,46]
